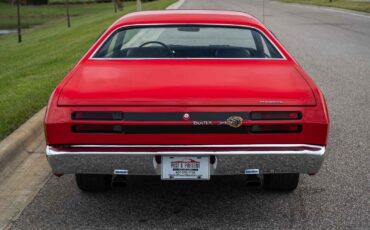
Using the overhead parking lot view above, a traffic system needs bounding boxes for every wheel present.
[263,173,299,192]
[75,174,112,192]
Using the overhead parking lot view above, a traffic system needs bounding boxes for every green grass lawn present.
[0,0,175,140]
[0,2,121,29]
[278,0,370,13]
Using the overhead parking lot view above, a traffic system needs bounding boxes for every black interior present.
[111,46,262,58]
[94,25,284,59]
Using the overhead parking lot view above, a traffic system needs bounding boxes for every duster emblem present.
[226,116,243,128]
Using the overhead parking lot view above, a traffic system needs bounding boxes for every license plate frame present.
[161,156,210,180]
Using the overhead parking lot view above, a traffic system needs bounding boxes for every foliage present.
[0,0,176,140]
[29,0,48,5]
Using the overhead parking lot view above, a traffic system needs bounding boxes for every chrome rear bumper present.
[46,144,326,175]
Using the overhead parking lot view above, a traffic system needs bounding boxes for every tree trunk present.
[136,0,142,11]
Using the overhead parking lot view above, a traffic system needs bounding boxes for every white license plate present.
[161,156,210,180]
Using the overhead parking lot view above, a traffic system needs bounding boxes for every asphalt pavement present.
[10,0,370,229]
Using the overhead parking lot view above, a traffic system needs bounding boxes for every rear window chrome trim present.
[89,23,287,60]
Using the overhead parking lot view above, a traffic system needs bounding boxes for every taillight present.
[72,125,248,134]
[250,111,302,120]
[72,112,123,120]
[72,124,302,134]
[250,125,302,133]
[72,124,122,133]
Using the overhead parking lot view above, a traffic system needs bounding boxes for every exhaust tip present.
[246,174,262,187]
[112,175,127,187]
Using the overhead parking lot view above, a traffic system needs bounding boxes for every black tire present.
[75,174,112,192]
[263,173,299,192]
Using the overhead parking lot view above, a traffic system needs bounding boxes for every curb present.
[0,107,46,178]
[167,0,185,9]
[0,0,184,177]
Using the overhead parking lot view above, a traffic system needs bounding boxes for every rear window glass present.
[93,25,283,59]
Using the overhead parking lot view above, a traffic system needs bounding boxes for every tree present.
[65,0,71,27]
[137,0,141,11]
[17,0,21,43]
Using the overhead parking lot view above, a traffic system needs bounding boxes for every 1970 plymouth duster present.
[45,10,329,192]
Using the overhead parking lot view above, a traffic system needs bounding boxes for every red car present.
[45,10,329,192]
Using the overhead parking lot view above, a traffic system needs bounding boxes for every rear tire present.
[75,174,112,192]
[263,173,299,192]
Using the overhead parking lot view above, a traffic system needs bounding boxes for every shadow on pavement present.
[11,175,314,229]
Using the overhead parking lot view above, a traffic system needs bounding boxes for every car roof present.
[112,10,263,28]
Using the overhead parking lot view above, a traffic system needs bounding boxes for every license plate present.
[161,156,210,180]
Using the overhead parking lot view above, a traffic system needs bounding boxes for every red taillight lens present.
[72,125,122,133]
[250,125,302,133]
[250,111,302,120]
[72,112,123,120]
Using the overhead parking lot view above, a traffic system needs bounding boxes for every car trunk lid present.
[58,60,316,106]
